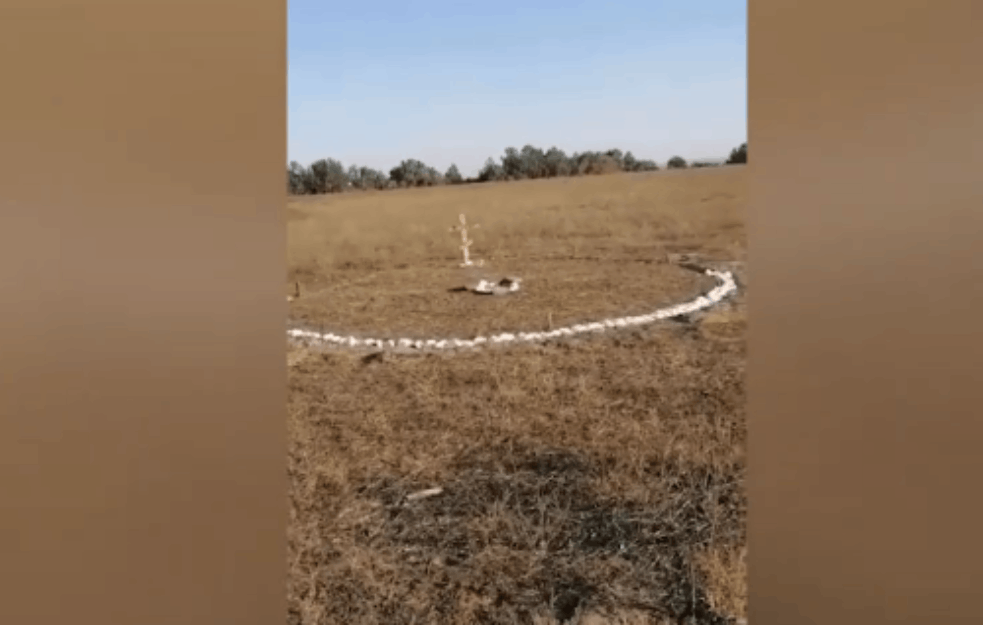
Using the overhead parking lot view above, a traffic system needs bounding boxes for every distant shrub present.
[445,164,464,184]
[389,158,445,187]
[588,154,621,175]
[623,151,660,172]
[308,158,347,193]
[286,143,703,195]
[726,142,747,164]
[477,157,504,183]
[287,161,310,194]
[667,156,688,169]
[544,146,572,178]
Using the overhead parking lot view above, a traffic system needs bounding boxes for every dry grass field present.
[286,167,747,625]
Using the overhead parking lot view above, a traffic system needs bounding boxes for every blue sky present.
[288,1,746,177]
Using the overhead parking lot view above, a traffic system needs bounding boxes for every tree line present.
[287,142,747,195]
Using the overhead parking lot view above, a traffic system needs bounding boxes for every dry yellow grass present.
[695,546,748,622]
[287,167,747,625]
[287,169,745,277]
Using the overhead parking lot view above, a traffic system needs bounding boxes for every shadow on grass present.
[324,443,745,624]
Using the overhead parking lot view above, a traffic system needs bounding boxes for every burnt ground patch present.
[288,315,747,625]
[341,445,744,624]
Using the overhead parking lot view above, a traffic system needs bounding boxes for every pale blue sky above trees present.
[288,0,745,177]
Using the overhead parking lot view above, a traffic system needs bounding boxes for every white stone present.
[285,268,738,351]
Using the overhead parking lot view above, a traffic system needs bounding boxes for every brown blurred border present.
[0,0,286,624]
[3,0,982,623]
[750,0,982,623]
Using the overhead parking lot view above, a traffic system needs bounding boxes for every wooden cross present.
[449,213,483,267]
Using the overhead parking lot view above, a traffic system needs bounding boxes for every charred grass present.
[287,168,747,624]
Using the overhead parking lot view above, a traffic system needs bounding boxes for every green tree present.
[667,156,688,169]
[389,158,439,187]
[427,165,444,186]
[287,161,310,194]
[288,144,667,191]
[477,157,504,182]
[544,147,571,178]
[308,159,329,193]
[347,164,362,189]
[726,142,747,164]
[308,158,348,193]
[520,145,548,179]
[605,148,624,170]
[501,147,524,180]
[445,164,464,184]
[569,151,590,176]
[570,151,619,175]
[622,151,638,172]
[359,166,387,190]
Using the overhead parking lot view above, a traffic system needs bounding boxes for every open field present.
[286,167,747,625]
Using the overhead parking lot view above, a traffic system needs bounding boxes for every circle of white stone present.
[286,268,738,352]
